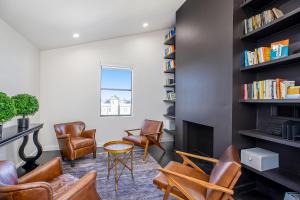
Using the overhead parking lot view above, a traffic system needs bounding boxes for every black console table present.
[0,124,43,171]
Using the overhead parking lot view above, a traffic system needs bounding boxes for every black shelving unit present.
[240,52,300,71]
[240,0,275,9]
[164,83,176,88]
[163,128,176,135]
[164,68,175,74]
[239,99,300,104]
[163,114,176,120]
[164,99,176,103]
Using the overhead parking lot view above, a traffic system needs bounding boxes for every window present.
[100,66,132,116]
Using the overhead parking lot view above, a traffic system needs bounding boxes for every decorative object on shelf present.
[284,192,300,200]
[167,105,175,116]
[0,92,16,138]
[241,147,279,171]
[282,120,300,141]
[12,94,39,129]
[166,91,176,101]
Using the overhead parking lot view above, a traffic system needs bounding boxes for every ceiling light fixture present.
[73,33,80,38]
[142,22,149,28]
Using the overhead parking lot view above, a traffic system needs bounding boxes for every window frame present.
[100,65,133,117]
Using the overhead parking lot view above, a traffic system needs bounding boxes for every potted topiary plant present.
[0,92,16,137]
[12,94,39,128]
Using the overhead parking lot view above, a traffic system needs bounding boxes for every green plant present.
[12,94,39,119]
[0,92,16,124]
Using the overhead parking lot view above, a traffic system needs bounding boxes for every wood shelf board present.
[164,68,175,74]
[163,100,176,103]
[164,36,175,45]
[163,114,176,119]
[239,129,300,149]
[239,99,300,104]
[240,0,275,10]
[243,164,300,192]
[240,52,300,71]
[163,129,176,135]
[164,52,175,60]
[241,8,300,40]
[164,84,176,88]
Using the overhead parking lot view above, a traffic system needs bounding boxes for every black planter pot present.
[18,118,29,129]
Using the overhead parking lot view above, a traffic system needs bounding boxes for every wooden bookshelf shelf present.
[164,83,176,88]
[164,52,175,60]
[163,129,176,135]
[240,52,300,71]
[241,8,300,40]
[164,36,175,45]
[243,164,300,193]
[239,99,300,104]
[240,0,275,10]
[163,114,175,120]
[164,99,176,103]
[239,129,300,149]
[164,68,175,73]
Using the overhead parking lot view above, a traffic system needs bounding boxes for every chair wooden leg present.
[157,143,166,152]
[70,160,75,167]
[163,185,172,200]
[93,151,96,159]
[143,140,149,161]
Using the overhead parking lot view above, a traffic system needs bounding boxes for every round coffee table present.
[103,140,134,192]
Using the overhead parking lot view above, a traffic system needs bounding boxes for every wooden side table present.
[103,140,134,192]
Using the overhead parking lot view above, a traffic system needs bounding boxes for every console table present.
[0,124,43,171]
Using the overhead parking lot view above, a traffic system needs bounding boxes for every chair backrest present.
[0,160,18,186]
[54,121,85,138]
[206,145,241,200]
[141,119,163,136]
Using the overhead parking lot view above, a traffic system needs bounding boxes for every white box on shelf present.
[165,119,175,130]
[241,147,279,171]
[284,192,300,200]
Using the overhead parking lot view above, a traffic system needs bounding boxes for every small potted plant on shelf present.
[0,92,16,137]
[12,94,39,129]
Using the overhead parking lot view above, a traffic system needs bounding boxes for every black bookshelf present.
[163,128,176,135]
[239,129,300,148]
[164,99,176,103]
[240,0,275,9]
[164,68,175,73]
[239,99,300,104]
[164,83,176,88]
[241,8,300,39]
[240,52,300,71]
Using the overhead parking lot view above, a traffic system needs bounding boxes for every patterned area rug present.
[62,148,169,200]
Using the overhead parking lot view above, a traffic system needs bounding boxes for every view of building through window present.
[100,66,132,116]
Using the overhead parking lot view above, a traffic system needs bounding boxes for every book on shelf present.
[243,39,289,67]
[243,79,297,100]
[166,91,176,101]
[165,45,175,56]
[243,8,284,34]
[164,60,176,71]
[165,28,176,41]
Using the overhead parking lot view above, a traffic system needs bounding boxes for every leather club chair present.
[0,157,101,200]
[153,145,241,200]
[54,121,97,167]
[123,119,165,161]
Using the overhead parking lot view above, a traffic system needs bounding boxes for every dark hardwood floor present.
[17,141,271,200]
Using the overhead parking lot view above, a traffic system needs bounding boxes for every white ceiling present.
[0,0,185,50]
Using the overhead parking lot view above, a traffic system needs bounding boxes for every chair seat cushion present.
[71,137,94,150]
[153,161,208,200]
[123,135,148,146]
[49,174,79,199]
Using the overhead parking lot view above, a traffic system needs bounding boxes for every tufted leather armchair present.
[54,121,97,167]
[0,157,101,200]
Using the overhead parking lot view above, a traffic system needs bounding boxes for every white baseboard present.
[16,150,38,168]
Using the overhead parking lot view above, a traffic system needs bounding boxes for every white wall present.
[40,30,172,150]
[0,18,40,163]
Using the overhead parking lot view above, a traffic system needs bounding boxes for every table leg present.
[18,130,43,171]
[114,154,119,192]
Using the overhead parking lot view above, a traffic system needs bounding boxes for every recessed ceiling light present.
[142,22,149,28]
[73,33,80,38]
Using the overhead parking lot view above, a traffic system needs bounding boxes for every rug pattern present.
[62,148,172,200]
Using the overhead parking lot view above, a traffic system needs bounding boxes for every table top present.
[0,124,43,147]
[103,140,134,153]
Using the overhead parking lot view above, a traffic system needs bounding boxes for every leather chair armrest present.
[57,171,99,200]
[19,157,63,184]
[0,182,53,200]
[159,168,234,195]
[125,129,141,136]
[176,151,219,163]
[81,129,96,139]
[56,134,71,139]
[141,132,161,136]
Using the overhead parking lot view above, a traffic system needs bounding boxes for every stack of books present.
[165,28,176,41]
[244,39,289,67]
[287,86,300,99]
[244,8,284,34]
[166,78,175,85]
[166,91,176,100]
[243,79,296,100]
[165,45,175,56]
[164,60,176,71]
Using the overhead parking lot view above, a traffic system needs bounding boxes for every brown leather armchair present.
[54,121,97,167]
[0,157,101,200]
[153,145,241,200]
[123,119,165,161]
